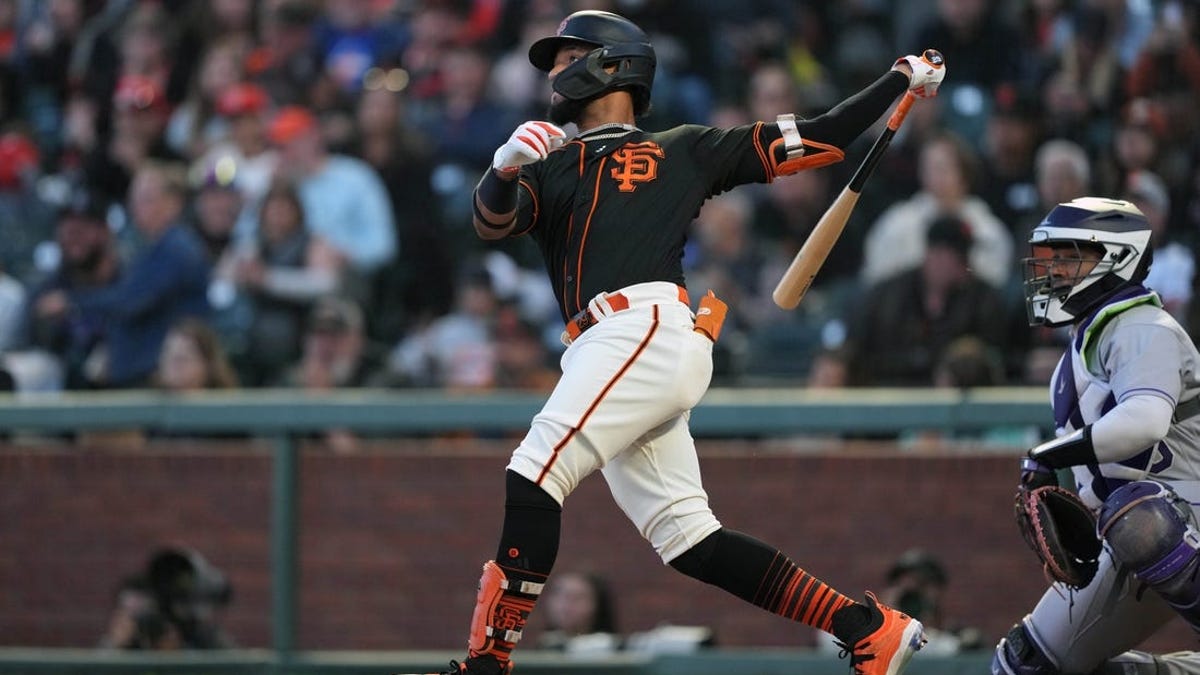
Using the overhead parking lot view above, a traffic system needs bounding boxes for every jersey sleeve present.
[509,170,542,237]
[687,123,777,192]
[1102,321,1188,407]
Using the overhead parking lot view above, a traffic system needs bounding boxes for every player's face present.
[1029,243,1104,291]
[546,45,592,125]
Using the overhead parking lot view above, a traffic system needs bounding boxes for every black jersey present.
[494,71,908,323]
[511,122,781,322]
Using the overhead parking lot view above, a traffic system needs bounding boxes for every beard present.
[547,96,589,127]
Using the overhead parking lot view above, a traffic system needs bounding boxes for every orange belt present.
[564,285,689,343]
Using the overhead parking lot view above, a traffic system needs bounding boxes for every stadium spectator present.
[846,215,1011,387]
[978,85,1044,233]
[489,9,560,119]
[19,0,89,158]
[344,83,452,341]
[190,162,255,365]
[492,307,557,392]
[410,43,522,243]
[909,0,1024,147]
[0,128,55,283]
[198,81,279,238]
[246,0,324,108]
[0,260,23,353]
[286,295,380,392]
[231,182,340,386]
[286,295,384,452]
[268,105,396,278]
[19,191,118,390]
[861,131,1014,290]
[684,190,766,381]
[1125,170,1194,321]
[385,265,498,391]
[83,74,183,210]
[154,318,239,392]
[54,161,210,388]
[1038,5,1126,148]
[165,38,248,159]
[537,570,620,654]
[313,0,406,96]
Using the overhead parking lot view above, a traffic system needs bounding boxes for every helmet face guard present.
[1022,198,1153,327]
[550,42,655,108]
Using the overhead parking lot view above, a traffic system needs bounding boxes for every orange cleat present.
[832,591,927,675]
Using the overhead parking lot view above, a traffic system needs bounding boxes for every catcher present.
[995,197,1200,675]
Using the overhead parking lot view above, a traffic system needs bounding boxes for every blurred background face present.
[748,64,797,122]
[696,195,749,259]
[544,573,598,635]
[56,216,109,268]
[440,48,490,104]
[1114,125,1158,172]
[196,187,242,240]
[158,330,209,391]
[919,139,968,202]
[260,192,302,245]
[276,131,322,173]
[356,88,400,137]
[197,44,245,103]
[922,245,969,290]
[129,170,180,234]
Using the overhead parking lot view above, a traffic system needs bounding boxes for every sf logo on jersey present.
[610,142,664,192]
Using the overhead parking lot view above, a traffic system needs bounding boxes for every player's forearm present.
[1091,394,1174,462]
[1031,394,1175,468]
[473,168,518,240]
[794,71,909,150]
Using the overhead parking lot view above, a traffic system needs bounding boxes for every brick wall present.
[0,438,1190,653]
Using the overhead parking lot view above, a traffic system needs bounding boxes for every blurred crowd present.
[0,0,1197,395]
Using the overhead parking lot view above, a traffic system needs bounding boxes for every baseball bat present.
[771,50,941,310]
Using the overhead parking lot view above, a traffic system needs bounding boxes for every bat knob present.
[922,49,944,66]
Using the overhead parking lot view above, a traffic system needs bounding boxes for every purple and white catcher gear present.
[1099,480,1200,630]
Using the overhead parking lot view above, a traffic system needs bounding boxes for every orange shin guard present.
[468,561,543,663]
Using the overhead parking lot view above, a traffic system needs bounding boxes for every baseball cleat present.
[832,591,927,675]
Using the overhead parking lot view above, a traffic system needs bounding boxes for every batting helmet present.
[528,10,655,115]
[1023,197,1154,327]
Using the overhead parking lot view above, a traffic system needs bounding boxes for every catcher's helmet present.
[1023,197,1154,327]
[528,10,655,115]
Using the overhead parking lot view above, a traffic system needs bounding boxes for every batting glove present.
[894,50,945,98]
[493,121,567,173]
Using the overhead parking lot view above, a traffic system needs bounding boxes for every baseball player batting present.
[993,198,1200,675]
[430,10,945,675]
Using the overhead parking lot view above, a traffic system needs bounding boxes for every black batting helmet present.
[528,10,655,115]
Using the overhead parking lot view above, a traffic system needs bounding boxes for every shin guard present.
[468,561,543,664]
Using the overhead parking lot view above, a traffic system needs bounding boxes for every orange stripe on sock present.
[771,570,853,630]
[787,575,815,620]
[814,595,852,633]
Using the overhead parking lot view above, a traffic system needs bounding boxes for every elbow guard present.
[1029,425,1097,469]
[770,114,844,177]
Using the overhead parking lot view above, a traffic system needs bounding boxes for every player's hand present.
[1018,456,1057,491]
[493,121,567,173]
[893,49,945,98]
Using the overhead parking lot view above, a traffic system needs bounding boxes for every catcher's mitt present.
[1014,485,1102,589]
